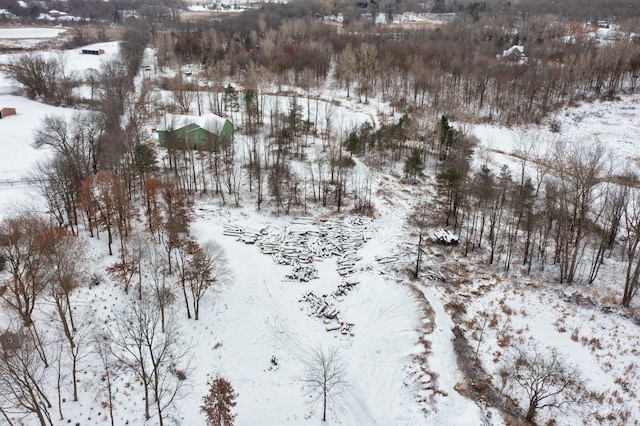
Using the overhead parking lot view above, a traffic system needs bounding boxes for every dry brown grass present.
[497,327,512,348]
[571,327,580,341]
[581,336,603,351]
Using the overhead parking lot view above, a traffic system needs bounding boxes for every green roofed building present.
[157,113,233,151]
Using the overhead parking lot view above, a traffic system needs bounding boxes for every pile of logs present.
[223,224,268,243]
[374,253,400,264]
[285,260,318,282]
[224,216,373,280]
[337,252,362,276]
[429,229,459,245]
[299,278,359,336]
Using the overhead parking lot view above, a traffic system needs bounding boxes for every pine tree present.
[403,149,424,181]
[201,376,237,426]
[222,85,239,113]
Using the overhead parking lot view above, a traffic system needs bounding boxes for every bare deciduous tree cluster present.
[499,345,584,423]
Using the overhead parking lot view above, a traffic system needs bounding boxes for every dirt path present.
[417,285,483,425]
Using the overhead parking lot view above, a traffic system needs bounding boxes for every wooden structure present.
[48,9,68,18]
[502,45,526,62]
[157,114,234,151]
[0,107,16,118]
[81,49,105,55]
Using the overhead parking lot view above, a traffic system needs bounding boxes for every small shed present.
[48,9,68,18]
[81,49,105,55]
[502,45,526,62]
[1,329,23,352]
[0,107,16,118]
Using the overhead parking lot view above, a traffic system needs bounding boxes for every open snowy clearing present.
[0,26,69,48]
[0,27,67,39]
[0,95,76,181]
[473,93,640,176]
[0,40,120,71]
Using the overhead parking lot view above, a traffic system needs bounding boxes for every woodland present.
[1,0,640,424]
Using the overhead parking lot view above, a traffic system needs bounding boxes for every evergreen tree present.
[403,149,424,180]
[438,115,456,160]
[345,131,362,157]
[222,85,239,113]
[134,143,157,177]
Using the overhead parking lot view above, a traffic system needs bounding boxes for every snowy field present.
[0,40,120,70]
[1,32,640,426]
[0,26,69,48]
[0,41,122,186]
[473,94,640,177]
[0,27,67,39]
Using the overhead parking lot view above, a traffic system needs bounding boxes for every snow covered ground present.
[473,93,640,176]
[0,27,67,39]
[0,26,69,48]
[1,32,640,426]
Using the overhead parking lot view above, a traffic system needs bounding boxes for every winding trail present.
[416,285,482,425]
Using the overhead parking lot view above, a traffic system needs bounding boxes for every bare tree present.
[34,157,81,234]
[159,177,192,275]
[302,346,347,422]
[409,199,430,279]
[44,230,87,343]
[0,213,53,327]
[119,25,150,80]
[0,335,53,426]
[33,112,105,177]
[500,345,584,423]
[356,43,378,103]
[109,298,190,425]
[80,170,120,255]
[552,141,609,283]
[335,44,357,98]
[169,74,195,114]
[4,52,61,101]
[93,333,116,426]
[186,241,230,321]
[622,187,640,306]
[54,52,81,107]
[145,244,175,332]
[66,313,93,403]
[42,231,91,402]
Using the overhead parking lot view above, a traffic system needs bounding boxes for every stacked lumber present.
[300,291,335,318]
[336,252,362,277]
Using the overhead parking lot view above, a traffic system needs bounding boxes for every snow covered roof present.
[156,113,230,134]
[596,28,622,40]
[502,45,524,58]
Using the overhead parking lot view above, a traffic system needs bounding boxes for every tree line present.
[142,2,640,126]
[397,113,640,308]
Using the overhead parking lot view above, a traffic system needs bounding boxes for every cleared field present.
[0,27,67,38]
